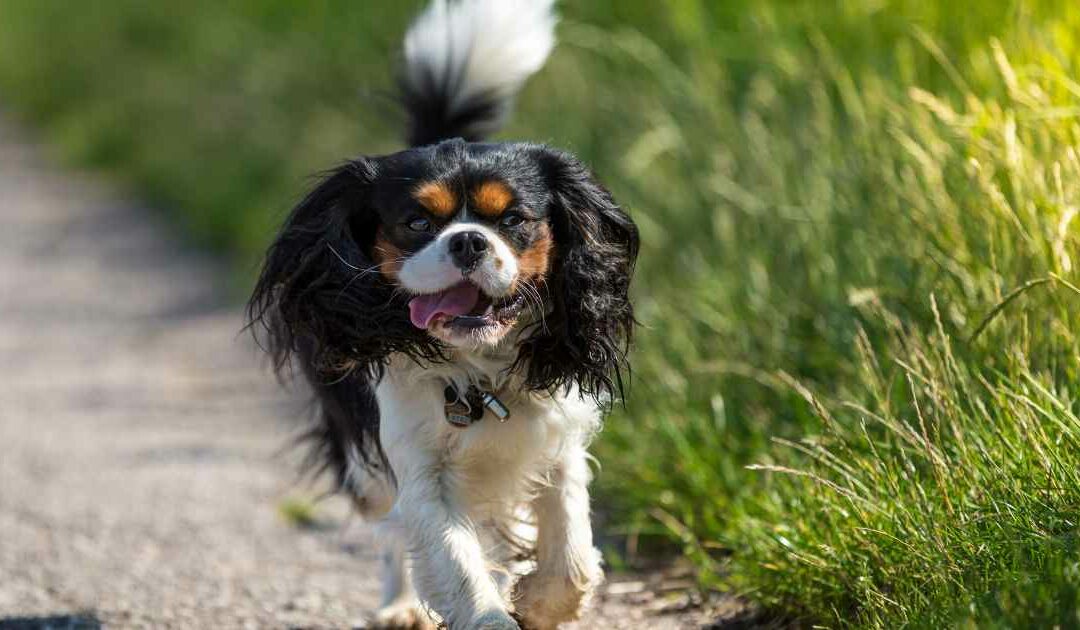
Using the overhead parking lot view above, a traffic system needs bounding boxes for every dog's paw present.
[365,601,436,630]
[512,570,600,630]
[471,609,521,630]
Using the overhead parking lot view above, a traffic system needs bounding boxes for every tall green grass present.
[1,1,1077,626]
[573,4,1080,625]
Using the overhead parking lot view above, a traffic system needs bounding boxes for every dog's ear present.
[517,148,640,403]
[247,157,437,380]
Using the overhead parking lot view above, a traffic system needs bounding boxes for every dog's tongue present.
[408,282,481,329]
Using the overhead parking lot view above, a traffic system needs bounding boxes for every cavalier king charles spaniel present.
[248,1,638,628]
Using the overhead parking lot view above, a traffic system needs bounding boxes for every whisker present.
[335,263,384,302]
[520,279,549,334]
[326,242,362,271]
[334,251,419,304]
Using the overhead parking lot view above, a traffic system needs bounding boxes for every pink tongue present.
[408,282,481,329]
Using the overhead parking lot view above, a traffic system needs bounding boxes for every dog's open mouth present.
[408,281,527,331]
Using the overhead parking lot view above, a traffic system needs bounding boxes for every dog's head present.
[249,138,638,400]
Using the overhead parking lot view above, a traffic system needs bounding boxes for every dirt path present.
[0,121,741,629]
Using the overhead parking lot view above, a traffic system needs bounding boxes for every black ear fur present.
[247,157,442,380]
[516,148,640,404]
[246,158,440,478]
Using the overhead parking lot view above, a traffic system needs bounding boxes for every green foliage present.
[2,1,1078,626]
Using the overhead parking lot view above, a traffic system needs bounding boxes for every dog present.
[247,1,638,628]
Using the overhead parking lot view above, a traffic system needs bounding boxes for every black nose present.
[448,231,489,271]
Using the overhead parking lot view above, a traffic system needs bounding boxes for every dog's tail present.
[399,0,557,147]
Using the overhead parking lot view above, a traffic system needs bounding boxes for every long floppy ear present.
[517,148,640,403]
[246,157,440,380]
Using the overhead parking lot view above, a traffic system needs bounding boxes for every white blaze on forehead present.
[398,222,518,297]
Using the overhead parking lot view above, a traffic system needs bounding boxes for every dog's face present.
[249,139,638,399]
[365,143,557,346]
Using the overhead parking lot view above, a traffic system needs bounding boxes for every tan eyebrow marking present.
[471,180,514,217]
[412,181,458,217]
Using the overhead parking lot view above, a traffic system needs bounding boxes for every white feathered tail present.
[399,0,557,147]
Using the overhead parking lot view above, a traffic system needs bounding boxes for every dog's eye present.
[407,217,432,232]
[499,212,525,228]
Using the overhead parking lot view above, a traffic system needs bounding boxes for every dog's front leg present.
[513,445,603,630]
[395,467,518,629]
[379,378,519,630]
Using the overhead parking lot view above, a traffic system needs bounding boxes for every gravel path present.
[0,121,746,629]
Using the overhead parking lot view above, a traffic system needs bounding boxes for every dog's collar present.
[443,383,511,427]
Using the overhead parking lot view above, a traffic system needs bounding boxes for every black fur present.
[399,67,510,148]
[246,158,444,474]
[297,351,386,486]
[247,158,444,376]
[515,147,639,401]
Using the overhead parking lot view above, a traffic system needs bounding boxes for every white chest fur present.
[376,353,599,513]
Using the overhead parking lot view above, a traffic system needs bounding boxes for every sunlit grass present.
[577,7,1080,624]
[1,1,1077,626]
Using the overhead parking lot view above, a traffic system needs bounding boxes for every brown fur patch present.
[471,180,514,217]
[413,181,457,217]
[514,225,554,289]
[372,228,405,280]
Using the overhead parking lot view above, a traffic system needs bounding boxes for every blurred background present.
[1,0,1078,627]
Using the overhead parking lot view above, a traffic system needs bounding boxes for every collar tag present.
[446,412,474,427]
[480,391,511,421]
[443,384,511,426]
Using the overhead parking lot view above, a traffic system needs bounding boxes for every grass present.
[278,497,321,530]
[1,0,1078,626]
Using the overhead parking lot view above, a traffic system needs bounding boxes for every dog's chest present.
[438,387,593,518]
[376,354,600,498]
[442,390,556,467]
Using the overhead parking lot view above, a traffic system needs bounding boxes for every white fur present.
[371,535,435,629]
[398,221,519,298]
[403,0,557,133]
[359,349,604,629]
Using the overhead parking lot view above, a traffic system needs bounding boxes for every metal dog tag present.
[480,391,511,421]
